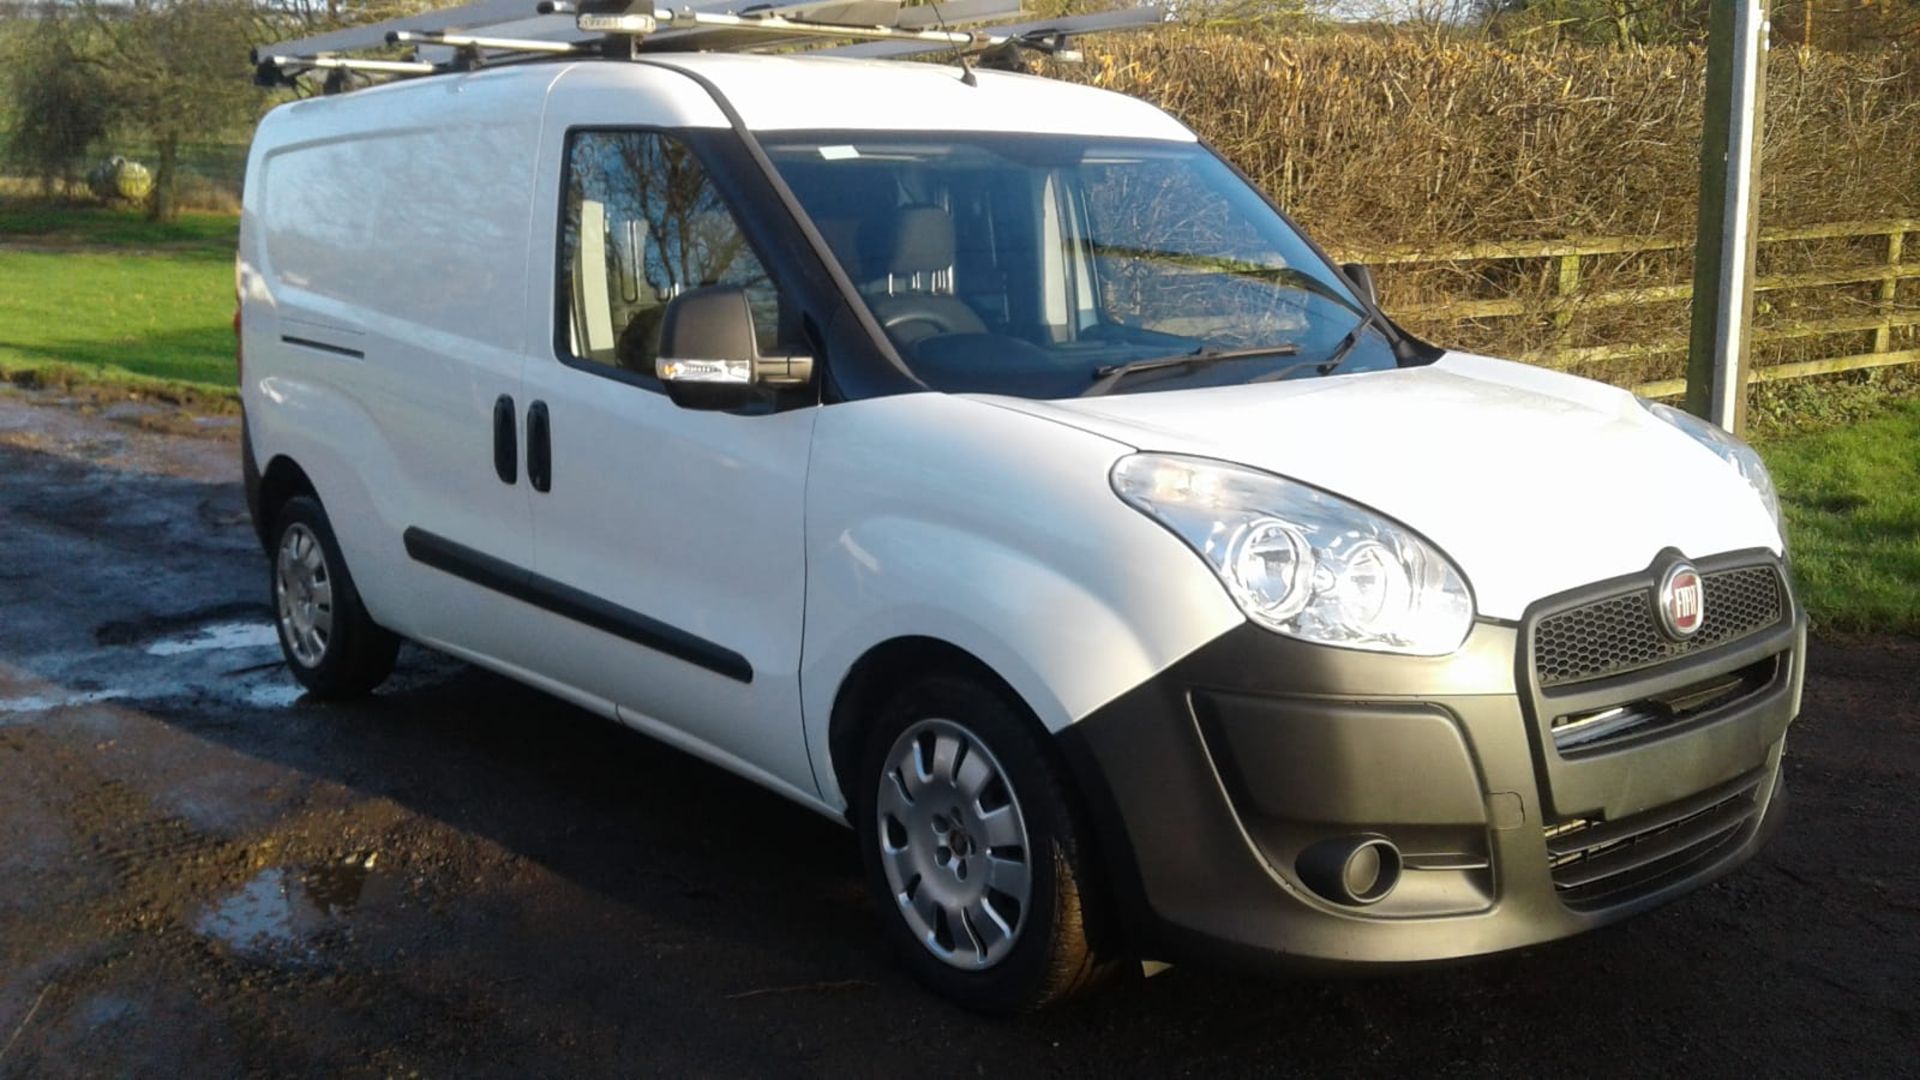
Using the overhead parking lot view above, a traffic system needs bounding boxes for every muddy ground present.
[0,388,1914,1078]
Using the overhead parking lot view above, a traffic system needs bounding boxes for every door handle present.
[527,400,551,493]
[493,394,517,484]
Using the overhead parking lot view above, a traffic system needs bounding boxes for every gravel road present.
[0,389,1915,1078]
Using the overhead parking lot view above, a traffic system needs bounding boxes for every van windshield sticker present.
[818,144,860,160]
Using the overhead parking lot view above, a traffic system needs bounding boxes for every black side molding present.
[281,334,365,359]
[402,527,752,684]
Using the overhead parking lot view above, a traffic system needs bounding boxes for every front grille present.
[1550,656,1780,754]
[1545,771,1765,910]
[1534,565,1784,688]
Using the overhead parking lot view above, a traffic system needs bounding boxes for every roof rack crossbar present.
[388,29,590,55]
[590,7,987,47]
[269,55,441,75]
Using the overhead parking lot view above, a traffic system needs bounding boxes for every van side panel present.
[800,394,1246,810]
[241,68,553,656]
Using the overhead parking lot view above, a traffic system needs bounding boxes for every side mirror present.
[1340,262,1378,308]
[654,285,813,411]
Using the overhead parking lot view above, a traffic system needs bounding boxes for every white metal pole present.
[1686,0,1770,433]
[1711,0,1768,431]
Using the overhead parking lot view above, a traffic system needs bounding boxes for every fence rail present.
[1336,218,1918,397]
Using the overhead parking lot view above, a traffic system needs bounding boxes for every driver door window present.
[559,130,789,380]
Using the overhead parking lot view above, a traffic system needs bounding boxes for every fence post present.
[1554,254,1582,329]
[1875,229,1905,355]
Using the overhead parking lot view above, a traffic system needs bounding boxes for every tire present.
[269,495,399,700]
[856,673,1124,1013]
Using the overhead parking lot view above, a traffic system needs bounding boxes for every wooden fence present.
[1337,218,1919,397]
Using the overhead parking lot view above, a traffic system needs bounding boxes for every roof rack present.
[252,0,1168,92]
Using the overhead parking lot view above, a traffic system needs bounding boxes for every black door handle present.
[527,400,551,493]
[492,394,517,484]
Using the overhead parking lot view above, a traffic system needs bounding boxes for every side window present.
[559,130,789,378]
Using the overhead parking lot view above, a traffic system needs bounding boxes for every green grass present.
[0,197,239,252]
[1760,401,1920,636]
[0,201,238,388]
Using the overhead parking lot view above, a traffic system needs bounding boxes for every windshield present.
[761,133,1399,399]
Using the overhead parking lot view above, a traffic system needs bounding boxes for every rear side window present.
[558,130,786,378]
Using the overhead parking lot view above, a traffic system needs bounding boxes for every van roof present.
[632,53,1195,140]
[283,52,1196,142]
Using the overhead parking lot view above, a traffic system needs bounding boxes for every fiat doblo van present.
[238,49,1802,1013]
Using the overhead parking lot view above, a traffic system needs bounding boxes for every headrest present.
[814,218,863,281]
[880,205,955,277]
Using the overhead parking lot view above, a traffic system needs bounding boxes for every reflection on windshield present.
[763,133,1397,399]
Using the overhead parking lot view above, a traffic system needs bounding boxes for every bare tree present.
[74,0,264,221]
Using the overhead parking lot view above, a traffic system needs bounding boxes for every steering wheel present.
[882,308,971,337]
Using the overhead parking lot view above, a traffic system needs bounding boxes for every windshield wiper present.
[1084,344,1300,397]
[1249,323,1365,384]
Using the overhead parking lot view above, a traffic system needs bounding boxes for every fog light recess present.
[1296,835,1402,907]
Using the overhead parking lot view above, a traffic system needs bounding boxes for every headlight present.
[1111,454,1475,655]
[1638,400,1782,536]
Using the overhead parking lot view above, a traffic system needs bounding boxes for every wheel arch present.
[827,635,1046,825]
[827,633,1138,972]
[256,454,318,551]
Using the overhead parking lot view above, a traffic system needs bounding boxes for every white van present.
[238,45,1803,1013]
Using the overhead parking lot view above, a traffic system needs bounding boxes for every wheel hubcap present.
[876,718,1032,970]
[274,523,333,669]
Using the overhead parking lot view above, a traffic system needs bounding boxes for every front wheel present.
[856,675,1123,1013]
[270,496,398,700]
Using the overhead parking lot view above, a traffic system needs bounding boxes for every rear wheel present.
[270,496,398,699]
[857,674,1122,1013]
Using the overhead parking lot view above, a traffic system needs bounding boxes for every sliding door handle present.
[492,394,517,484]
[527,400,551,493]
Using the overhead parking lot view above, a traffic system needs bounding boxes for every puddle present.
[0,689,130,715]
[31,621,453,717]
[0,676,306,720]
[303,858,374,913]
[145,622,281,657]
[243,681,305,709]
[193,858,373,962]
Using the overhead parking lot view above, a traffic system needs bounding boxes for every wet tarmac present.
[0,388,1916,1077]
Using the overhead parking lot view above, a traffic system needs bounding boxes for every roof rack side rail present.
[820,5,1169,60]
[249,0,1165,93]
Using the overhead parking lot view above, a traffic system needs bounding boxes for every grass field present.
[0,200,237,388]
[1,202,1912,634]
[1761,401,1920,636]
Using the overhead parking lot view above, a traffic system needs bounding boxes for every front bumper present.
[1057,558,1804,971]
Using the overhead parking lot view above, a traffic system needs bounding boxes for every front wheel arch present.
[827,638,1127,939]
[828,636,1030,826]
[852,667,1130,1010]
